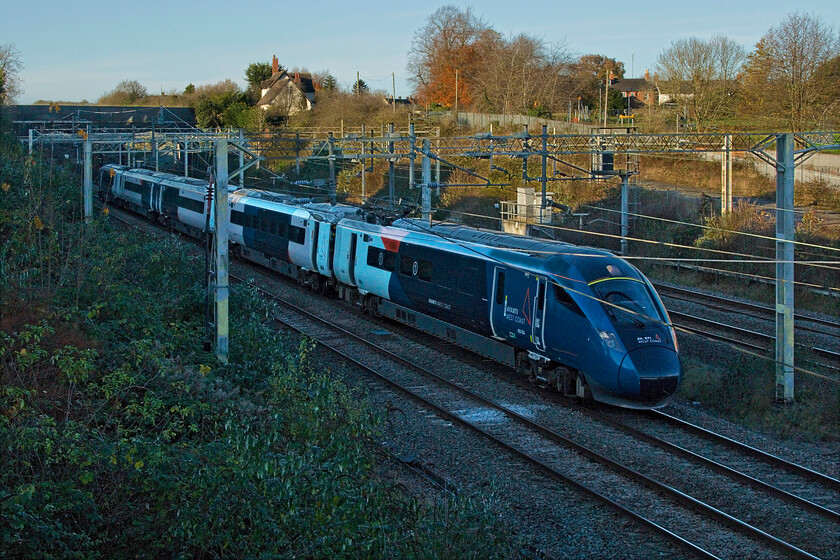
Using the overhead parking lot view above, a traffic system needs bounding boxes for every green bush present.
[1,136,516,558]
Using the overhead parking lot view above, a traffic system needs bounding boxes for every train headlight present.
[599,330,620,350]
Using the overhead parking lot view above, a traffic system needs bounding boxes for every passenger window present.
[400,256,413,276]
[417,260,432,282]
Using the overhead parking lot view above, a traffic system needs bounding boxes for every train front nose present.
[618,346,681,405]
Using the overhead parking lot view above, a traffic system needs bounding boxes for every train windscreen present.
[589,278,663,326]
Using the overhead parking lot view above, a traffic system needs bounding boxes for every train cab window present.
[231,210,243,226]
[495,270,505,305]
[590,279,663,325]
[554,284,584,316]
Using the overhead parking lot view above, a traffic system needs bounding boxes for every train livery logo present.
[636,334,662,344]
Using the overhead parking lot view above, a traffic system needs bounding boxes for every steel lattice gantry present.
[33,126,840,402]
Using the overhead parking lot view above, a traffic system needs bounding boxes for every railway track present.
[235,267,835,559]
[655,283,840,375]
[653,283,840,334]
[107,206,839,558]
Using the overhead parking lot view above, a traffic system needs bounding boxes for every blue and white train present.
[98,164,681,408]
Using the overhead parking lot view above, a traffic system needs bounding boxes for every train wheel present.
[527,361,539,384]
[515,352,530,377]
[362,295,378,317]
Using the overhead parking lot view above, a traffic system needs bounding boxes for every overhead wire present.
[434,206,840,294]
[581,203,840,254]
[388,215,838,385]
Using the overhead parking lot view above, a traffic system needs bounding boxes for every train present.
[97,164,682,408]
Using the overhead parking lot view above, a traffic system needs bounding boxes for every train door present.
[489,266,506,339]
[348,233,358,285]
[315,222,333,277]
[532,277,547,352]
[151,184,162,214]
[310,221,320,270]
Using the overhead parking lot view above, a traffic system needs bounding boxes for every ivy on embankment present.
[0,134,515,559]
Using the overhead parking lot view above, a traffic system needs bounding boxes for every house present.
[257,55,316,115]
[384,95,416,110]
[610,70,658,108]
[654,79,695,106]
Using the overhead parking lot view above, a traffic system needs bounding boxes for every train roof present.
[393,219,580,256]
[393,218,643,284]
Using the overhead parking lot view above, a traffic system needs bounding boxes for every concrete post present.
[422,139,431,221]
[721,133,733,213]
[409,123,416,191]
[388,123,395,209]
[28,129,33,155]
[620,173,629,256]
[83,138,93,219]
[541,124,548,210]
[361,123,366,201]
[775,133,795,403]
[435,127,441,196]
[184,137,189,177]
[327,132,336,205]
[239,129,245,186]
[214,140,230,364]
[152,122,159,171]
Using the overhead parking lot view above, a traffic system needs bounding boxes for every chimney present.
[294,72,300,83]
[644,69,650,82]
[272,55,278,75]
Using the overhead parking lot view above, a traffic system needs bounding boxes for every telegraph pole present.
[454,69,459,122]
[604,75,609,126]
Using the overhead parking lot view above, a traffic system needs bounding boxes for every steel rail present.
[238,275,720,560]
[107,203,821,558]
[579,406,840,523]
[239,274,821,560]
[650,411,840,493]
[654,283,840,332]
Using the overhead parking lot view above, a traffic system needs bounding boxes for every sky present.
[3,0,840,104]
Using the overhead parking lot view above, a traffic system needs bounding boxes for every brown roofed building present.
[257,55,316,116]
[610,70,658,108]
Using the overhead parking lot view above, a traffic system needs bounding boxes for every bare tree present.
[0,43,23,104]
[656,35,745,130]
[98,80,149,105]
[743,12,840,129]
[471,33,571,116]
[407,6,487,107]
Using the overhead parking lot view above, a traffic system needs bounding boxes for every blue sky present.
[3,0,839,104]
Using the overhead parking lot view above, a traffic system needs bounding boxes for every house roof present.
[611,78,656,93]
[258,71,316,107]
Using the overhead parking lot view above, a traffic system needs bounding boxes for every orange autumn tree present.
[407,6,487,109]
